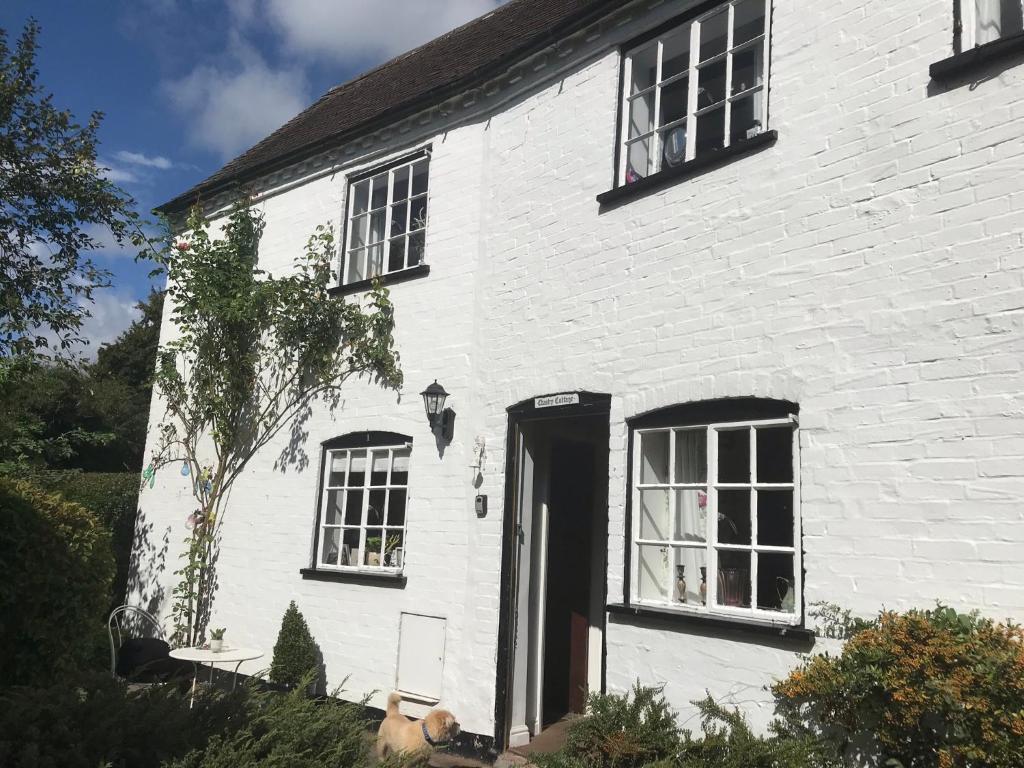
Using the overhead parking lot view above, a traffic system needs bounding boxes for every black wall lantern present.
[420,380,455,442]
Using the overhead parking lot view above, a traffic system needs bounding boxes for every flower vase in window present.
[675,565,687,603]
[718,567,748,606]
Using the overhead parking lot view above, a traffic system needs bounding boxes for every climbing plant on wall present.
[148,201,402,645]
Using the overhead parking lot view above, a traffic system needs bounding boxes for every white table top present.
[169,646,264,664]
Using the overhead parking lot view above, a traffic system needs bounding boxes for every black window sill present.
[930,31,1024,81]
[327,263,430,297]
[606,602,816,643]
[299,567,407,588]
[597,130,778,208]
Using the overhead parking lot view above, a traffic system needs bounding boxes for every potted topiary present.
[209,627,226,652]
[269,601,319,692]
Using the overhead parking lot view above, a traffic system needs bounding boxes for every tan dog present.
[376,691,460,761]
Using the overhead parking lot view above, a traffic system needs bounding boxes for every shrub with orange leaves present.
[772,605,1024,767]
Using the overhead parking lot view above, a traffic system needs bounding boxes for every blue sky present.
[1,0,501,354]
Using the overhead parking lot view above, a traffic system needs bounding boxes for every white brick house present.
[133,0,1024,752]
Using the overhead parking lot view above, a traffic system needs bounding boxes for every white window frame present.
[341,152,429,286]
[629,415,801,626]
[960,0,1024,48]
[317,443,411,573]
[618,0,772,186]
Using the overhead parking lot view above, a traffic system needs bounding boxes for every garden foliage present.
[774,604,1024,768]
[0,477,114,686]
[269,601,320,689]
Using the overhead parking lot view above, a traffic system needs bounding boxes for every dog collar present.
[421,721,439,746]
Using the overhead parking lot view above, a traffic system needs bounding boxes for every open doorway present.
[496,393,610,750]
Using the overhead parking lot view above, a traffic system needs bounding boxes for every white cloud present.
[261,0,503,62]
[115,150,175,170]
[79,292,142,355]
[165,44,310,159]
[100,163,139,184]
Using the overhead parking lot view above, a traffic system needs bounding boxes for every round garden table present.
[169,646,263,706]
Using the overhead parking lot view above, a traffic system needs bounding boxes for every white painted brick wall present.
[133,0,1024,738]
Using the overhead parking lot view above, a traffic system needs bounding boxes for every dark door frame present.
[492,391,611,751]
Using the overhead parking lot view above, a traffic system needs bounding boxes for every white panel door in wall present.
[396,613,447,702]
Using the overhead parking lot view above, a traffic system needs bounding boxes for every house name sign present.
[534,393,580,409]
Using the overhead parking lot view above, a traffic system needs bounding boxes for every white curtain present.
[975,0,1024,45]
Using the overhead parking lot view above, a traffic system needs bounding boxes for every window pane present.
[757,427,793,482]
[370,173,388,209]
[639,489,670,540]
[976,0,1024,45]
[717,429,749,482]
[388,237,407,272]
[348,450,367,487]
[370,451,390,486]
[630,43,658,93]
[328,452,347,486]
[324,490,343,525]
[629,91,654,139]
[695,106,725,155]
[365,528,384,565]
[729,93,762,145]
[662,29,692,81]
[674,489,707,542]
[659,78,690,127]
[626,136,651,180]
[733,0,766,47]
[390,201,408,237]
[368,489,387,525]
[392,166,410,201]
[718,489,751,544]
[640,431,670,484]
[408,231,425,266]
[388,488,407,526]
[392,448,411,485]
[699,8,729,62]
[637,544,669,602]
[344,489,363,525]
[716,550,751,607]
[698,58,727,106]
[674,429,707,483]
[349,215,368,249]
[341,529,360,565]
[672,546,707,605]
[352,181,369,215]
[757,553,796,612]
[346,249,365,283]
[411,160,429,196]
[661,124,688,168]
[757,491,794,547]
[368,211,386,245]
[731,43,764,93]
[410,196,428,232]
[320,528,340,565]
[384,532,405,568]
[367,244,384,278]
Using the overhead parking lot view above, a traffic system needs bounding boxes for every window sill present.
[606,602,815,643]
[299,567,407,587]
[930,31,1024,81]
[597,130,778,208]
[327,263,430,297]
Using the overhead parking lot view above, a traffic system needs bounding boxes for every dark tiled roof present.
[160,0,620,212]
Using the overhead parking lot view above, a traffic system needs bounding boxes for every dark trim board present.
[299,568,407,587]
[492,391,612,752]
[930,29,1024,81]
[607,603,816,645]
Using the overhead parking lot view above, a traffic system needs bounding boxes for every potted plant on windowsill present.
[364,535,401,567]
[209,627,226,652]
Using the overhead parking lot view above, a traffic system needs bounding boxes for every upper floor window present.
[315,432,411,572]
[342,152,429,286]
[619,0,771,186]
[628,399,800,625]
[962,0,1024,48]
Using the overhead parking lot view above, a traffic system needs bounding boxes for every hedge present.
[0,477,115,686]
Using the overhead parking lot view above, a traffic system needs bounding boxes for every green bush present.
[165,676,373,768]
[29,470,139,608]
[774,604,1024,768]
[0,673,250,768]
[534,684,682,768]
[269,601,320,690]
[0,477,115,685]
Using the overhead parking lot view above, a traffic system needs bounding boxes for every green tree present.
[270,601,319,690]
[0,20,139,358]
[149,202,402,645]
